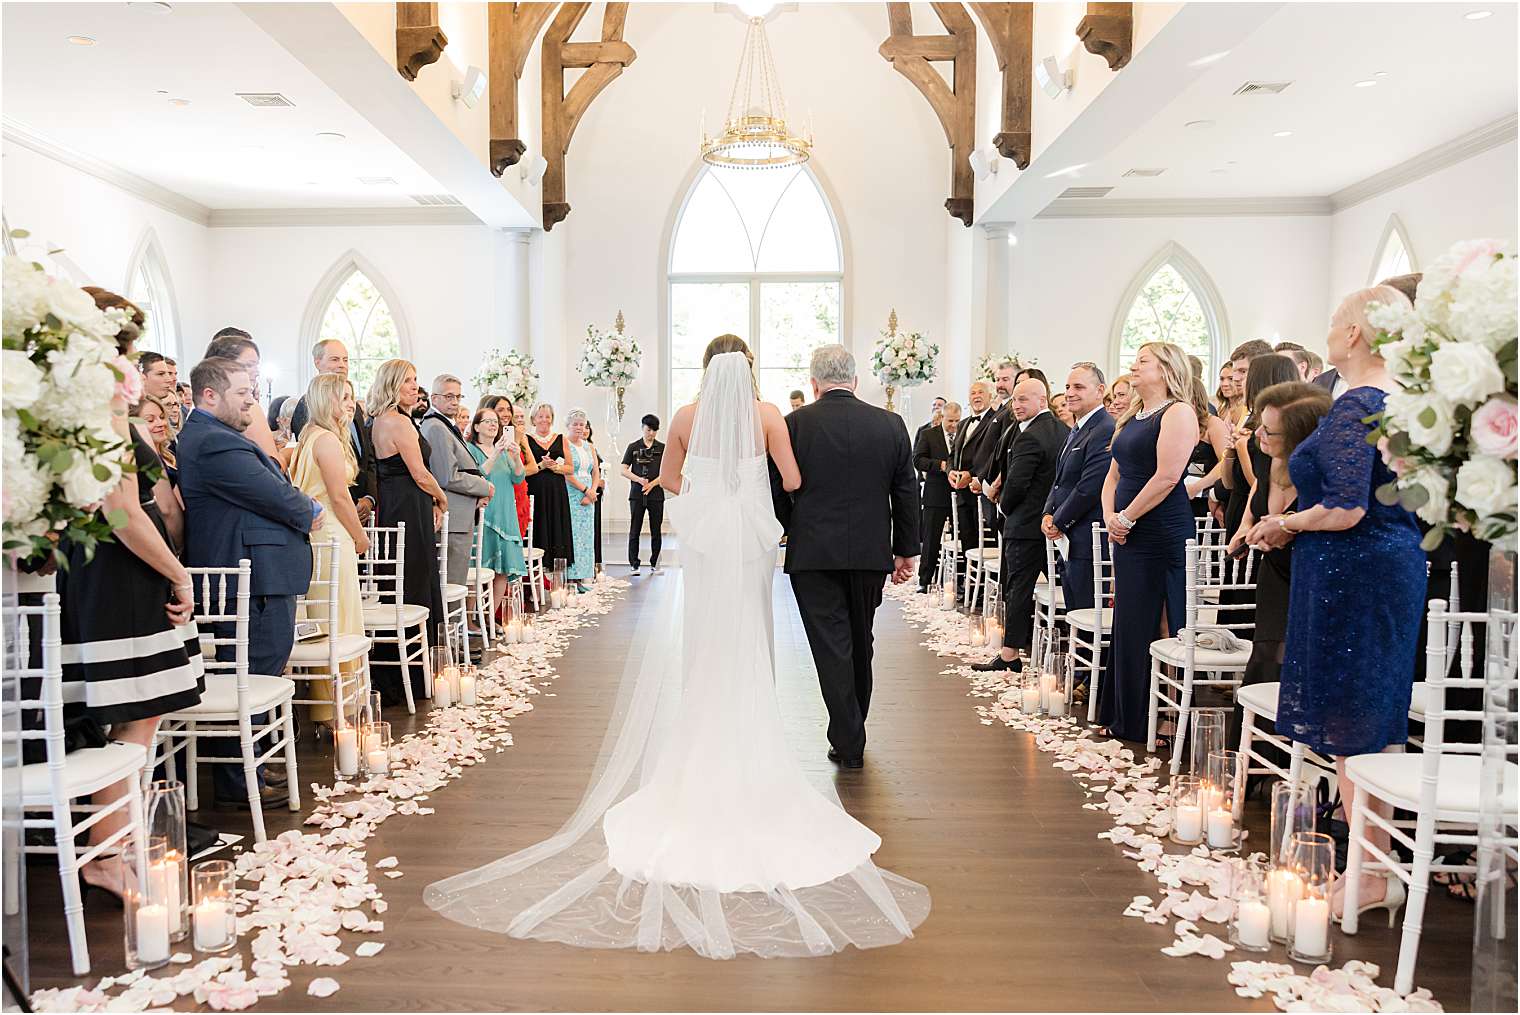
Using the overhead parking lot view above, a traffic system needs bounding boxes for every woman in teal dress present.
[563,409,600,592]
[467,409,527,613]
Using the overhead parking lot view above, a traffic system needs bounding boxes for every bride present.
[424,336,930,959]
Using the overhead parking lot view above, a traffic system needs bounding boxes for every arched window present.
[125,230,179,357]
[1111,243,1228,380]
[300,252,411,399]
[1369,214,1416,284]
[667,163,843,410]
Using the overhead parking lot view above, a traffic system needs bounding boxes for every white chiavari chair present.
[1032,535,1066,673]
[965,497,1001,613]
[466,510,496,650]
[359,522,430,713]
[1408,562,1463,747]
[286,537,372,740]
[522,496,545,610]
[435,512,470,664]
[1067,522,1113,723]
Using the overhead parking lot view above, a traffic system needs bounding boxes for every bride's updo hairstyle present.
[700,334,759,397]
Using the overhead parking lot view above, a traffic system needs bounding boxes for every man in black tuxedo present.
[786,344,920,769]
[948,381,995,600]
[974,379,1067,671]
[912,395,948,483]
[1041,363,1114,613]
[969,362,1018,510]
[913,400,960,592]
[280,339,378,521]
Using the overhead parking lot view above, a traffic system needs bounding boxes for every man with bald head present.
[973,378,1068,672]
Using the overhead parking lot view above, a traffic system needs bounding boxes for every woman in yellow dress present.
[290,374,370,725]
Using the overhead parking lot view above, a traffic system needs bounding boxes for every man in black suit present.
[1042,363,1115,613]
[786,344,920,769]
[913,400,960,592]
[912,395,947,483]
[281,340,378,521]
[949,380,995,600]
[974,380,1067,671]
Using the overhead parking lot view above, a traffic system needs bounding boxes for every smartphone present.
[503,425,516,444]
[1228,543,1250,560]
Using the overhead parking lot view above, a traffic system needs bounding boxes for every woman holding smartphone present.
[468,408,528,611]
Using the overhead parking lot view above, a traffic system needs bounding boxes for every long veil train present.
[423,353,931,958]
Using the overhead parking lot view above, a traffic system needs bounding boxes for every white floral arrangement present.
[3,251,132,564]
[1368,238,1517,548]
[473,347,540,407]
[575,323,641,391]
[871,327,939,388]
[973,351,1038,382]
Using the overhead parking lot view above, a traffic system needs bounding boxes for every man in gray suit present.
[419,374,493,586]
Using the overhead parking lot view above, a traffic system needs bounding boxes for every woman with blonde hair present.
[368,358,447,706]
[130,393,186,550]
[1106,374,1133,419]
[1096,341,1201,741]
[524,401,575,572]
[290,373,369,725]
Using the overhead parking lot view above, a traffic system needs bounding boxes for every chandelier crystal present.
[702,15,811,170]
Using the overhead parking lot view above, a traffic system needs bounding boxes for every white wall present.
[1329,139,1519,302]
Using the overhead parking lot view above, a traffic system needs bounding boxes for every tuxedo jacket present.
[998,411,1068,540]
[1043,409,1115,556]
[784,389,921,573]
[972,401,1015,481]
[1313,368,1340,394]
[950,408,996,474]
[913,424,954,510]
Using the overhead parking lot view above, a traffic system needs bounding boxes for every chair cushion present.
[1064,607,1113,632]
[1034,583,1064,608]
[21,741,147,803]
[466,568,495,585]
[287,633,371,664]
[1237,682,1280,720]
[1149,636,1252,669]
[442,583,468,604]
[524,548,545,562]
[966,548,1000,562]
[1346,753,1520,821]
[170,674,295,718]
[362,603,431,629]
[1409,682,1428,718]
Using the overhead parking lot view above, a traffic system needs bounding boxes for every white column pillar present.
[495,228,533,350]
[982,224,1011,362]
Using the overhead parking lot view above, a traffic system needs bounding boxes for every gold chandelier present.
[701,15,811,170]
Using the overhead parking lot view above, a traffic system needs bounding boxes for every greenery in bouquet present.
[871,327,939,388]
[576,323,641,390]
[3,251,133,565]
[1367,238,1517,549]
[474,347,540,407]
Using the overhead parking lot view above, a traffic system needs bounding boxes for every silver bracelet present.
[1116,511,1136,528]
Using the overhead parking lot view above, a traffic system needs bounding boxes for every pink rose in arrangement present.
[1471,395,1519,460]
[112,354,144,404]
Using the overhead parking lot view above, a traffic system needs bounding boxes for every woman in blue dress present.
[467,408,527,612]
[1097,341,1203,743]
[1247,285,1424,917]
[563,409,601,592]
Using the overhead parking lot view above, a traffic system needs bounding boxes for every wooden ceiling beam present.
[396,2,447,81]
[969,2,1032,168]
[487,3,559,176]
[1077,2,1133,71]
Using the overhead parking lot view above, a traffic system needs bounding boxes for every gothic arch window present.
[299,252,412,398]
[665,162,845,411]
[1369,214,1416,284]
[124,229,180,357]
[1110,243,1229,380]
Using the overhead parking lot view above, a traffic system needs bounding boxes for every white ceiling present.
[1046,2,1518,203]
[1,2,452,210]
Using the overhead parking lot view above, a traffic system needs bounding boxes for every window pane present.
[1376,233,1411,281]
[759,281,840,376]
[670,173,754,274]
[711,164,799,266]
[756,171,840,273]
[320,270,400,399]
[759,368,809,411]
[671,282,750,372]
[671,368,704,411]
[1119,263,1211,375]
[128,265,164,354]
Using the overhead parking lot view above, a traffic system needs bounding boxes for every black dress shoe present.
[826,748,864,769]
[971,655,1021,672]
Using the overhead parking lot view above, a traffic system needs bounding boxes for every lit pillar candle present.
[504,620,522,644]
[1207,808,1234,848]
[1267,868,1301,939]
[1047,689,1068,717]
[435,667,456,708]
[361,730,381,757]
[1020,687,1040,713]
[1235,899,1270,949]
[1040,672,1057,710]
[155,854,182,927]
[365,749,390,774]
[1174,804,1203,841]
[136,904,171,964]
[335,728,359,776]
[1293,897,1330,956]
[193,899,231,951]
[459,673,477,706]
[941,588,956,610]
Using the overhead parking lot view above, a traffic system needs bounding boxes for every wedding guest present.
[973,379,1067,672]
[64,289,202,898]
[1184,406,1232,519]
[163,390,183,434]
[971,362,1020,502]
[1041,363,1113,615]
[1096,342,1201,742]
[563,409,600,593]
[289,373,370,728]
[586,422,607,575]
[913,401,960,592]
[513,402,528,432]
[176,381,193,415]
[1251,286,1424,915]
[525,403,576,575]
[272,395,299,471]
[1221,354,1299,546]
[1274,341,1316,381]
[789,390,806,412]
[1106,375,1134,419]
[454,401,474,436]
[913,396,947,482]
[368,359,447,706]
[179,355,316,808]
[138,350,175,402]
[130,394,184,546]
[621,414,665,576]
[205,329,284,466]
[288,340,377,524]
[949,381,996,600]
[467,408,527,616]
[1215,364,1242,426]
[481,395,535,539]
[421,374,493,588]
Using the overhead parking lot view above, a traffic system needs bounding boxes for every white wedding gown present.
[424,353,930,958]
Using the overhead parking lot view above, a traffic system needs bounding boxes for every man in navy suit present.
[1041,363,1114,613]
[178,357,319,808]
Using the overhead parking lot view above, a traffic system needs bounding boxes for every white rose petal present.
[1455,455,1517,518]
[1385,390,1457,457]
[1428,342,1505,406]
[3,349,45,410]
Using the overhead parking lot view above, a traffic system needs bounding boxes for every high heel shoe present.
[80,879,125,909]
[1336,876,1407,929]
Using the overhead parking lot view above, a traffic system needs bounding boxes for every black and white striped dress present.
[58,432,204,724]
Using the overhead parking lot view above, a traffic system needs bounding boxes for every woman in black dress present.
[525,403,575,571]
[367,359,448,706]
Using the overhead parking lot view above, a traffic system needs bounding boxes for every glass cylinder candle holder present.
[1204,750,1245,852]
[431,643,457,709]
[549,560,568,610]
[1170,775,1205,845]
[333,686,363,780]
[1038,666,1059,716]
[1288,832,1334,964]
[457,663,478,707]
[362,721,392,775]
[125,838,173,971]
[1270,779,1317,868]
[521,613,537,643]
[191,860,237,954]
[1018,671,1041,715]
[143,780,188,941]
[1188,708,1229,777]
[502,585,526,644]
[983,600,1005,650]
[939,566,958,612]
[1047,651,1071,718]
[363,691,383,728]
[1229,857,1272,953]
[962,608,985,648]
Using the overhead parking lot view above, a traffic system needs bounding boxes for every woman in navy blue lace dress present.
[1248,285,1424,916]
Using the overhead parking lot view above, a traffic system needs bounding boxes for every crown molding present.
[207,206,482,228]
[1330,114,1518,213]
[2,117,213,226]
[1036,196,1332,219]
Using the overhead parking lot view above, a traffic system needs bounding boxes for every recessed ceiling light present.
[1354,79,1378,88]
[66,35,96,46]
[168,98,191,107]
[1465,9,1493,19]
[1044,162,1088,179]
[315,131,346,142]
[1273,130,1293,138]
[1185,119,1215,130]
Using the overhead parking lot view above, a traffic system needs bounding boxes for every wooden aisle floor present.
[22,566,1481,1012]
